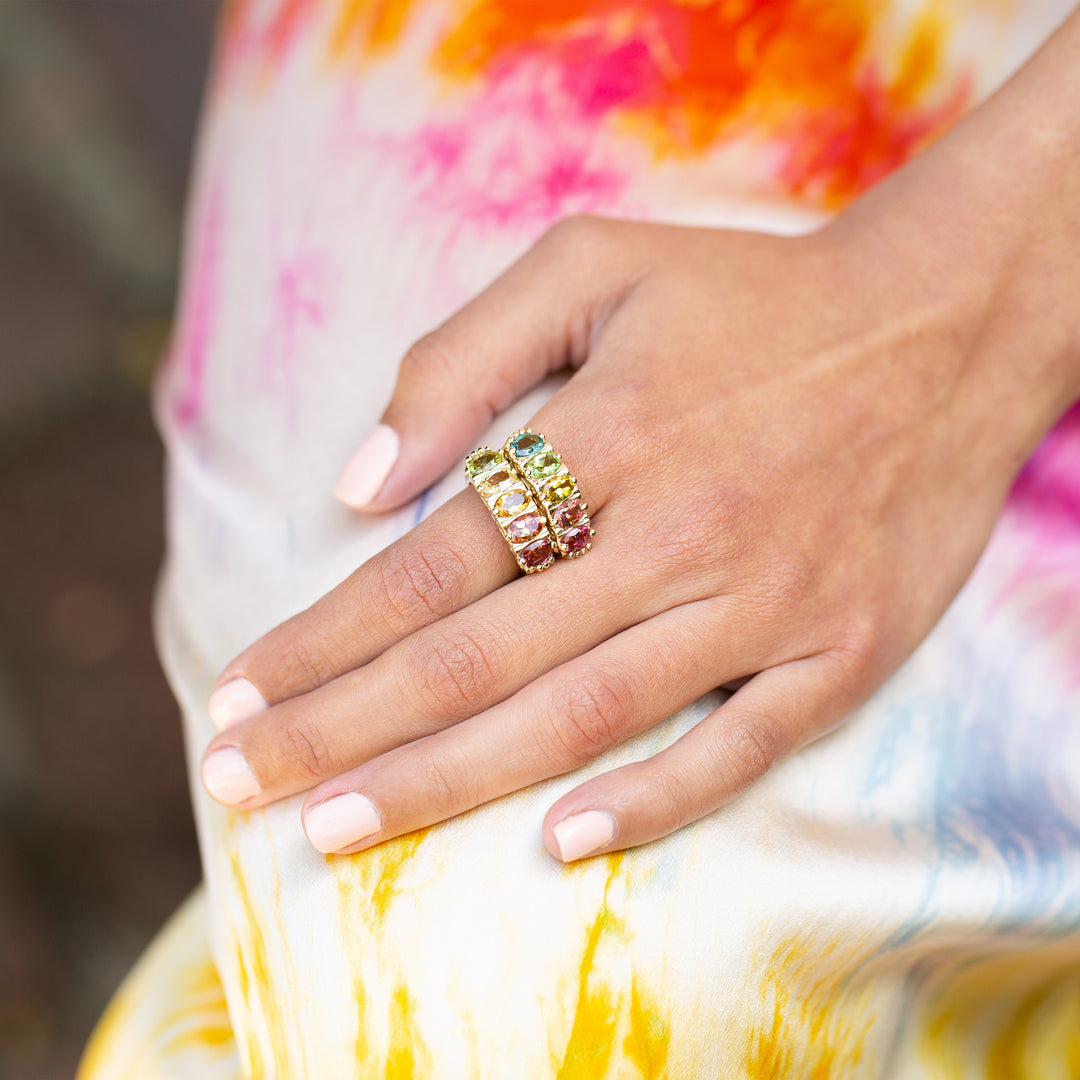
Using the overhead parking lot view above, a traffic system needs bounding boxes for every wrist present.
[823,13,1080,469]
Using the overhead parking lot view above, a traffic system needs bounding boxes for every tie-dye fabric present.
[78,2,1080,1077]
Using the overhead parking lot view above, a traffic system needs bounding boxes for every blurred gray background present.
[0,2,220,1076]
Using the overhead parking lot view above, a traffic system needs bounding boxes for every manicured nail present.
[304,792,382,853]
[333,424,399,509]
[552,810,616,862]
[208,677,268,731]
[201,747,261,805]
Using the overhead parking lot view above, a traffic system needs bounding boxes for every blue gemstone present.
[510,432,544,458]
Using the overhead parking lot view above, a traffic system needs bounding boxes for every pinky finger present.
[541,654,856,862]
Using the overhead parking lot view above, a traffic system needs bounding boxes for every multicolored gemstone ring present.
[465,447,558,573]
[503,429,594,559]
[465,430,595,574]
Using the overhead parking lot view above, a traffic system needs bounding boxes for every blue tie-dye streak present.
[412,486,431,528]
[863,600,1080,949]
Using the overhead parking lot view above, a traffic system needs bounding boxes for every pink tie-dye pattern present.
[214,0,322,92]
[992,404,1080,684]
[169,178,225,430]
[391,55,637,243]
[260,225,333,432]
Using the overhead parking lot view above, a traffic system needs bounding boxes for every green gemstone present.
[466,449,502,476]
[526,451,561,479]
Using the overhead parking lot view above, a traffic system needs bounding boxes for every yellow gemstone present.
[493,491,531,518]
[480,467,516,495]
[543,476,575,503]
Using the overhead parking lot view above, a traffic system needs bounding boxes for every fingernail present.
[333,424,399,509]
[208,677,268,731]
[304,792,382,853]
[201,747,261,805]
[552,810,616,862]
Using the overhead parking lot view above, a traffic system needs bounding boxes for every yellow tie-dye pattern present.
[548,851,675,1079]
[386,983,435,1078]
[623,978,671,1078]
[918,941,1080,1080]
[77,889,241,1080]
[747,936,876,1079]
[329,0,419,61]
[891,8,950,109]
[555,891,622,1079]
[333,826,430,919]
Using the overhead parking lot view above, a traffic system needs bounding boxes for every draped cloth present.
[78,2,1080,1076]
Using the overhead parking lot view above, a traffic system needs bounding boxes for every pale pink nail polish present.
[202,747,261,805]
[304,792,382,853]
[552,810,616,862]
[333,424,400,509]
[208,677,268,731]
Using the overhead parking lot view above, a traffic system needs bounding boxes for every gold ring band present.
[503,429,594,559]
[465,447,557,573]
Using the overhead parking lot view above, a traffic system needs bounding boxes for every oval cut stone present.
[543,476,575,504]
[479,467,516,495]
[562,525,591,554]
[520,537,554,570]
[509,432,544,458]
[507,512,544,542]
[552,498,586,530]
[493,491,531,519]
[526,451,561,479]
[466,449,502,476]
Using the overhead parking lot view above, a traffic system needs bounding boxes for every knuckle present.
[399,332,457,387]
[714,715,778,791]
[536,213,611,258]
[758,554,816,611]
[834,612,884,664]
[824,615,887,697]
[281,714,338,781]
[283,633,337,689]
[371,543,469,634]
[656,484,752,577]
[641,765,695,832]
[550,668,634,764]
[413,629,504,719]
[421,756,469,819]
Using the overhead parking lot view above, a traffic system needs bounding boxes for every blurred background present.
[0,2,220,1075]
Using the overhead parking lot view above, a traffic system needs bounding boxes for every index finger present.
[207,488,518,728]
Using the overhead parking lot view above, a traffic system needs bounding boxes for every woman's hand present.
[198,17,1080,860]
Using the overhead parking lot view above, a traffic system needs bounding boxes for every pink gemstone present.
[562,525,591,553]
[520,537,554,569]
[552,498,586,530]
[507,512,544,542]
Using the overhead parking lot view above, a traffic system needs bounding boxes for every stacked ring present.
[503,429,594,558]
[465,447,558,573]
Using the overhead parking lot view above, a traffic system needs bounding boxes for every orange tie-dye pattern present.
[431,0,969,206]
[217,0,971,209]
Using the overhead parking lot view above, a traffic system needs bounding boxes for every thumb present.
[333,214,642,512]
